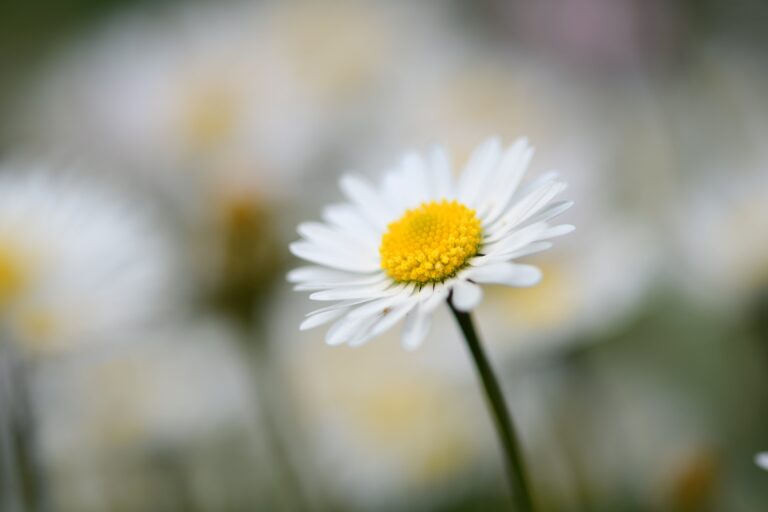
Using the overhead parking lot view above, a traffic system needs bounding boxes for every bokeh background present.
[1,0,768,511]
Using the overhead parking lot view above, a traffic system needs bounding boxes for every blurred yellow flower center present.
[380,200,482,284]
[180,83,239,151]
[0,242,28,307]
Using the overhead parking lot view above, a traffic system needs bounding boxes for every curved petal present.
[326,312,378,346]
[458,137,502,208]
[309,280,394,301]
[464,262,542,287]
[478,138,533,222]
[289,242,379,273]
[401,305,433,351]
[322,203,381,246]
[451,280,483,312]
[300,307,350,331]
[428,145,455,200]
[485,177,568,242]
[349,298,417,346]
[339,174,393,229]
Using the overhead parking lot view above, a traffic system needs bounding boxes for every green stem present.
[448,301,535,511]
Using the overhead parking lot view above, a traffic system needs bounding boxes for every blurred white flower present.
[289,138,573,349]
[676,159,768,308]
[35,320,264,511]
[37,321,254,453]
[0,168,173,355]
[20,1,460,306]
[24,3,313,204]
[273,311,488,507]
[756,452,768,471]
[476,219,657,358]
[20,1,448,209]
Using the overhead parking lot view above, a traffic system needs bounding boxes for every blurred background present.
[1,0,768,511]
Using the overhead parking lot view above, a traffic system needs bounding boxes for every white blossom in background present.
[268,290,488,508]
[675,158,768,309]
[37,321,255,453]
[20,1,451,209]
[35,320,264,510]
[0,168,174,355]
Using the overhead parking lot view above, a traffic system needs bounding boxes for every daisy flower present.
[290,137,572,509]
[0,168,173,355]
[289,137,573,349]
[757,453,768,471]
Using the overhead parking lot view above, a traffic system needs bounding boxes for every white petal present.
[483,221,550,257]
[297,222,377,259]
[401,305,433,350]
[326,313,377,346]
[309,280,393,301]
[504,242,553,259]
[322,203,380,246]
[339,174,393,229]
[345,316,386,347]
[422,282,450,312]
[465,262,542,287]
[381,167,411,214]
[300,308,350,330]
[355,299,416,345]
[485,178,568,242]
[289,242,379,273]
[539,224,575,239]
[401,152,431,203]
[287,266,349,283]
[428,145,454,199]
[293,273,387,291]
[458,137,502,207]
[346,284,414,319]
[306,299,373,317]
[756,452,768,470]
[451,280,483,312]
[479,242,553,264]
[478,138,533,222]
[527,200,574,224]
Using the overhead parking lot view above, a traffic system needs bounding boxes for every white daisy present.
[757,452,768,471]
[289,137,573,349]
[0,168,174,355]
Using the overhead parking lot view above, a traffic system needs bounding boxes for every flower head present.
[0,169,173,354]
[289,138,573,349]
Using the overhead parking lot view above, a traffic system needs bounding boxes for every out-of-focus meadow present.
[1,0,768,511]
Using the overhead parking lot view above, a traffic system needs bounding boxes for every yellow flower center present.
[380,200,482,284]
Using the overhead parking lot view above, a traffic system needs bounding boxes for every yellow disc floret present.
[380,200,482,284]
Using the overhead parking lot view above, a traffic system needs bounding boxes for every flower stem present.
[448,302,535,511]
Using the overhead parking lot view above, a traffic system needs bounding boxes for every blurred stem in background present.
[0,338,48,512]
[449,302,535,511]
[211,197,313,511]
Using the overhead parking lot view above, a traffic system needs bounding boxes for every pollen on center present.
[380,200,482,284]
